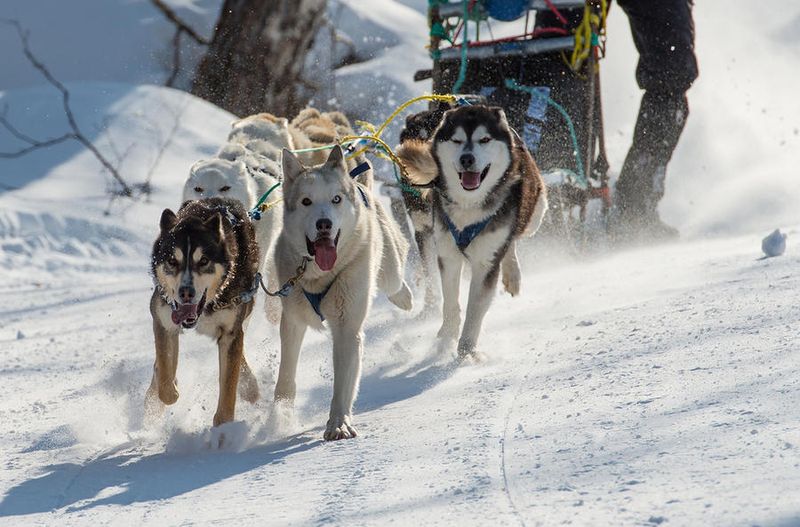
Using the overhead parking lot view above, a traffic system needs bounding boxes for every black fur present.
[151,198,259,311]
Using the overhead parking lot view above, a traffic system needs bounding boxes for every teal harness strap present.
[303,283,332,321]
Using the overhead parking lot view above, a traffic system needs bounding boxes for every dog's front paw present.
[502,265,521,296]
[158,380,179,405]
[324,415,357,441]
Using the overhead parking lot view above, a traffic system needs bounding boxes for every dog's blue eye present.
[302,198,312,206]
[332,195,341,204]
[198,256,209,266]
[479,137,491,144]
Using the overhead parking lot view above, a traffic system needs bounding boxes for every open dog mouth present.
[170,290,207,329]
[306,232,340,271]
[459,164,491,191]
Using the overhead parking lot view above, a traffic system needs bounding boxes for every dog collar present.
[442,213,492,250]
[302,283,332,321]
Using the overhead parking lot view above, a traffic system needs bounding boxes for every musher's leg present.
[614,0,699,238]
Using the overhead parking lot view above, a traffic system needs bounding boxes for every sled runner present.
[417,0,611,242]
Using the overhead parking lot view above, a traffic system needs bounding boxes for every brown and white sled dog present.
[274,146,413,440]
[147,198,261,427]
[397,105,547,358]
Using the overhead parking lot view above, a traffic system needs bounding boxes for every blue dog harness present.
[442,213,492,250]
[303,283,332,321]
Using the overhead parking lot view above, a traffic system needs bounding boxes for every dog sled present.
[415,0,611,241]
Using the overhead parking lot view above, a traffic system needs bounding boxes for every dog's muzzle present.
[170,289,207,328]
[459,164,491,191]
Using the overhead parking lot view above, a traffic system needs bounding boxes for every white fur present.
[273,147,412,441]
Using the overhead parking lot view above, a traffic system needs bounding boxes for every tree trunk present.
[191,0,327,117]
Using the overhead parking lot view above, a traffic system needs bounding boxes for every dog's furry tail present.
[396,140,438,186]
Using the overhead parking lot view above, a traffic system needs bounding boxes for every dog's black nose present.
[178,285,195,303]
[460,153,475,169]
[316,218,332,232]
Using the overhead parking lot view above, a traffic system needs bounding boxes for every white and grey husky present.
[398,105,547,358]
[274,146,412,440]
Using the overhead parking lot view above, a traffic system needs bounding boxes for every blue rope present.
[504,78,588,188]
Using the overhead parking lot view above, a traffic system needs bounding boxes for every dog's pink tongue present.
[171,303,199,325]
[460,171,481,190]
[314,238,337,271]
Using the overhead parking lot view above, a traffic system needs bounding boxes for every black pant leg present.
[615,0,698,218]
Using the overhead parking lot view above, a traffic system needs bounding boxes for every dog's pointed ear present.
[281,148,305,182]
[160,209,177,232]
[323,145,346,172]
[489,106,510,127]
[204,213,224,240]
[189,160,205,176]
[234,159,248,175]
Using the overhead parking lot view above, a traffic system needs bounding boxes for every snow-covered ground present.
[1,0,800,525]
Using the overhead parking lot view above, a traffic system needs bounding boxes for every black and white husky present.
[398,105,547,358]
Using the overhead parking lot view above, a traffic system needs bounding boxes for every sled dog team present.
[148,104,547,440]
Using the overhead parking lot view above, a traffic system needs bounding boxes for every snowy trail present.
[2,233,799,525]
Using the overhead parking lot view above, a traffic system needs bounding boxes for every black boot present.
[613,90,688,242]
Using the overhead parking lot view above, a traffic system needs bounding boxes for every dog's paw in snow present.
[324,415,357,441]
[457,348,488,365]
[388,281,414,311]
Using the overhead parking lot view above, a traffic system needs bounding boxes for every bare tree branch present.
[0,19,133,197]
[0,108,77,157]
[150,0,209,45]
[149,1,209,88]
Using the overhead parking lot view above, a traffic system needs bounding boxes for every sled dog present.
[274,146,413,440]
[397,105,547,358]
[147,198,261,426]
[396,102,452,313]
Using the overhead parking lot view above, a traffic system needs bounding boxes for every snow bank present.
[0,83,234,275]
